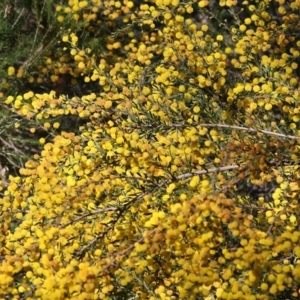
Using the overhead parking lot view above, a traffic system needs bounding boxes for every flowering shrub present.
[1,0,300,299]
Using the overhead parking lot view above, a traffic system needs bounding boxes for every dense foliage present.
[1,0,300,299]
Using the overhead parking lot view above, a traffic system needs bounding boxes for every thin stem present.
[100,229,156,275]
[198,124,300,140]
[129,122,300,140]
[59,207,118,229]
[176,165,241,180]
[74,163,243,257]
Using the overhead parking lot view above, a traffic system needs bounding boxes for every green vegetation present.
[1,0,300,299]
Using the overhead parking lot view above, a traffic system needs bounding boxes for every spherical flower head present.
[8,66,15,76]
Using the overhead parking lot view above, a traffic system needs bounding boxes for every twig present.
[112,175,155,183]
[75,224,115,258]
[236,204,269,211]
[20,287,36,300]
[11,7,24,29]
[198,124,300,140]
[59,207,118,229]
[176,165,240,180]
[0,136,24,155]
[100,229,156,275]
[128,122,300,140]
[266,205,288,236]
[74,163,243,257]
[21,44,44,71]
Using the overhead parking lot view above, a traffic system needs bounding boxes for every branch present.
[100,229,156,275]
[59,207,118,229]
[74,220,114,258]
[74,163,243,257]
[198,124,300,140]
[176,165,240,180]
[128,122,300,140]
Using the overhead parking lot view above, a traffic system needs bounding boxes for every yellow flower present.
[5,95,14,104]
[53,122,60,129]
[189,175,200,188]
[67,175,76,187]
[166,183,176,194]
[39,138,45,144]
[198,0,209,8]
[8,66,15,76]
[62,35,68,42]
[57,15,64,22]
